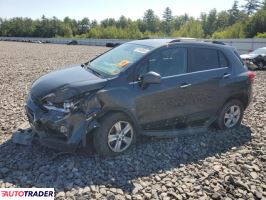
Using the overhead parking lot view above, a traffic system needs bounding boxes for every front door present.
[133,46,191,129]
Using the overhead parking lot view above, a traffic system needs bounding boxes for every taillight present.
[247,71,255,83]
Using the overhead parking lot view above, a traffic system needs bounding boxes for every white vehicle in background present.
[240,47,266,70]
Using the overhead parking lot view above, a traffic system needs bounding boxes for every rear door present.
[183,47,233,123]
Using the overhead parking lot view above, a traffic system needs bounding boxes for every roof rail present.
[211,41,226,45]
[169,37,198,43]
[169,39,181,43]
[138,37,150,40]
[203,40,226,45]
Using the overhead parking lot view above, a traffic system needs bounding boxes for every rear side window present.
[219,51,229,67]
[234,50,245,66]
[189,48,219,72]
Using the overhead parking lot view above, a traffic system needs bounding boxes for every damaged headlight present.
[42,97,81,113]
[63,102,75,112]
[41,89,87,113]
[41,87,79,104]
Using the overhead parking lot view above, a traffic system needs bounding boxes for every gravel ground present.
[0,41,265,200]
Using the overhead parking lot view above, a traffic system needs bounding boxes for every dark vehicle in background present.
[240,47,266,70]
[106,42,121,47]
[25,39,255,156]
[67,40,78,45]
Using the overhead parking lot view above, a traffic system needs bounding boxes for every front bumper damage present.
[25,95,100,151]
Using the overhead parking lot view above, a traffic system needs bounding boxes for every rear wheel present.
[258,61,264,70]
[216,100,244,130]
[93,113,136,156]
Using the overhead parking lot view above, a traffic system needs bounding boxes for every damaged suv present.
[25,39,254,156]
[240,47,266,70]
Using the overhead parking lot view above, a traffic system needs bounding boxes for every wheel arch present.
[222,93,249,111]
[97,107,142,134]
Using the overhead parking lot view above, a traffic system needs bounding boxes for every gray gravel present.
[0,41,265,200]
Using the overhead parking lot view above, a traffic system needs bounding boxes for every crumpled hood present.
[240,53,259,59]
[31,65,107,100]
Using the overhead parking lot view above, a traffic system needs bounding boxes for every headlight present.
[41,88,92,113]
[63,102,75,112]
[43,100,77,113]
[42,95,84,113]
[43,102,68,113]
[42,93,56,103]
[41,87,80,104]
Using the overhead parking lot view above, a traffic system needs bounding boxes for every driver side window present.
[138,47,187,79]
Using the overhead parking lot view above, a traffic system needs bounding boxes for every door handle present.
[180,83,191,88]
[223,73,231,78]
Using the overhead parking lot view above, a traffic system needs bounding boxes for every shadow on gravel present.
[0,125,252,194]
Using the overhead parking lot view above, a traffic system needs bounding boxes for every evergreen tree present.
[261,0,266,9]
[117,15,128,29]
[204,9,218,37]
[200,13,207,37]
[216,11,230,30]
[243,0,262,15]
[143,9,159,32]
[0,4,264,39]
[136,19,146,32]
[228,0,240,25]
[245,9,266,37]
[162,7,173,35]
[90,20,98,29]
[163,7,173,22]
[79,18,90,34]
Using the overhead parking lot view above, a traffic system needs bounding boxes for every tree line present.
[0,0,266,39]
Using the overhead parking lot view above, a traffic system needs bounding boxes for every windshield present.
[89,43,153,77]
[251,48,266,55]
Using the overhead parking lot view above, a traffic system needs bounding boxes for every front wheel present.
[216,100,244,130]
[93,113,136,156]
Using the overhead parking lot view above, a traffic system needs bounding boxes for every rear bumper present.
[25,95,99,151]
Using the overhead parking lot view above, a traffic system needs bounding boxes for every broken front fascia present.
[26,92,101,149]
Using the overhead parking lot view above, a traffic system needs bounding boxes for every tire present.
[216,100,244,130]
[258,61,264,70]
[93,112,136,156]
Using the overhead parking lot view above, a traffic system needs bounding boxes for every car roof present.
[128,39,177,48]
[128,38,233,50]
[257,47,266,50]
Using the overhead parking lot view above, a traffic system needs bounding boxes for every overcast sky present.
[0,0,246,21]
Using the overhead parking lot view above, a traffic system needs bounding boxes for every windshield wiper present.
[83,63,102,77]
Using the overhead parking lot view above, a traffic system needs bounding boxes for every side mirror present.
[140,71,161,89]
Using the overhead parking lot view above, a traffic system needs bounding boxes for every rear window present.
[189,48,219,72]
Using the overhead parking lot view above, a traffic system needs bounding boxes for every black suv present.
[25,39,255,156]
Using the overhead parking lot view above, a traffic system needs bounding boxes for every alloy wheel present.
[224,105,241,128]
[107,121,134,152]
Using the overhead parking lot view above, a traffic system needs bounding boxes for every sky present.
[0,0,246,21]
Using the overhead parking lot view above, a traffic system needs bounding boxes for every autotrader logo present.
[0,188,54,200]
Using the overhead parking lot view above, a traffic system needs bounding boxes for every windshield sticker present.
[116,60,129,68]
[111,69,120,74]
[134,48,150,54]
